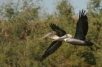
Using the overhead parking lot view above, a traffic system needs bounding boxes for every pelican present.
[40,10,93,61]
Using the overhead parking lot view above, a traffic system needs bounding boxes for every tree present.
[87,0,102,66]
[56,0,74,21]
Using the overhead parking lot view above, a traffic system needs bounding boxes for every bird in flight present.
[40,10,93,61]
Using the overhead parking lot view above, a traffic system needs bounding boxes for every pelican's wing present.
[74,10,88,40]
[50,23,66,36]
[40,41,62,61]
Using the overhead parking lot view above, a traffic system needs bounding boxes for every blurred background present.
[0,0,102,67]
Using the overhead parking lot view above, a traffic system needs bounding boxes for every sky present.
[42,0,89,14]
[0,0,89,14]
[70,0,89,14]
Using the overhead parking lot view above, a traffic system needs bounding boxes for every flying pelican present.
[40,10,93,61]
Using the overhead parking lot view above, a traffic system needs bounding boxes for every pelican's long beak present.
[40,32,53,39]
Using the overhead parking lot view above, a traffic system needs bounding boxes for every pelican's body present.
[64,38,92,46]
[64,38,85,45]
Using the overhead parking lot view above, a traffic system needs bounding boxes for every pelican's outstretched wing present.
[50,23,66,36]
[40,23,66,61]
[74,10,88,40]
[40,41,62,61]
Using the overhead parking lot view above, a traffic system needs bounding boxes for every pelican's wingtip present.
[39,57,44,62]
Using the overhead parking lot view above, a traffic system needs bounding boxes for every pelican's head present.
[66,34,72,38]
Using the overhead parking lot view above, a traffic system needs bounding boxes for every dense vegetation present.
[0,0,102,67]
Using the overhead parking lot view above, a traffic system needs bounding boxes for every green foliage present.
[0,0,102,67]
